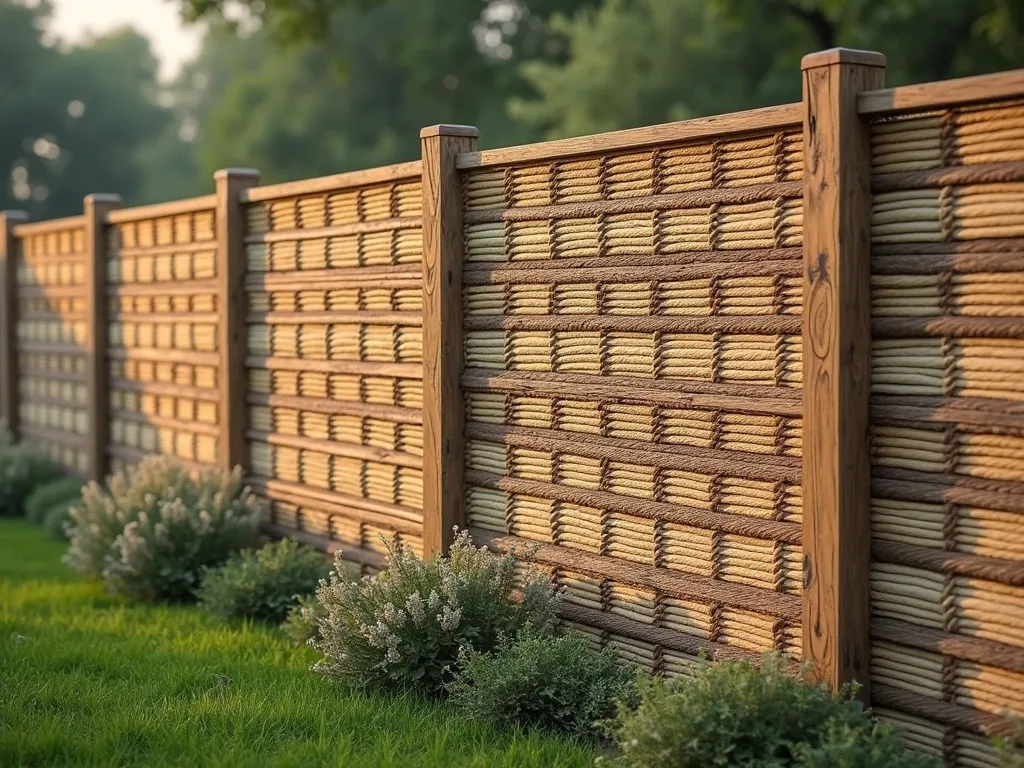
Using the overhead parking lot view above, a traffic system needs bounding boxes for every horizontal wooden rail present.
[240,161,422,203]
[859,68,1024,115]
[456,103,801,169]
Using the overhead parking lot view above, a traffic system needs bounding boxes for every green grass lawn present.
[0,519,599,767]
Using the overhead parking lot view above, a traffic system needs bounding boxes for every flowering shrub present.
[197,538,331,624]
[282,594,326,646]
[608,654,938,767]
[312,529,559,696]
[0,429,60,517]
[65,455,260,600]
[449,630,637,739]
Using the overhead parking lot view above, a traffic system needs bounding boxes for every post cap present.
[214,168,260,181]
[84,193,122,205]
[420,125,479,139]
[801,48,886,70]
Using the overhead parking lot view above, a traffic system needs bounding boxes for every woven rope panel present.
[14,222,90,473]
[105,208,219,474]
[244,169,425,573]
[869,98,1024,767]
[462,126,806,674]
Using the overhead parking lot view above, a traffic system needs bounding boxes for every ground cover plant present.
[197,537,331,624]
[0,518,599,768]
[65,455,260,600]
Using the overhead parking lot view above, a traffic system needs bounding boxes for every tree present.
[511,0,1024,140]
[0,0,180,217]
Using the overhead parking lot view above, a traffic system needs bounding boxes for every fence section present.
[102,198,221,475]
[11,217,90,474]
[861,82,1024,766]
[241,165,426,574]
[2,50,1023,767]
[454,108,808,675]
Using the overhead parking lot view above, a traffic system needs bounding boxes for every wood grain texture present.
[461,369,803,416]
[259,522,388,569]
[215,168,260,472]
[871,539,1024,586]
[462,181,800,224]
[872,684,1017,737]
[10,215,85,237]
[0,210,27,436]
[240,161,421,203]
[801,48,886,696]
[456,103,801,169]
[465,470,802,542]
[473,527,802,618]
[420,125,478,556]
[464,421,802,482]
[858,68,1024,115]
[105,194,216,224]
[871,617,1024,674]
[247,476,423,528]
[463,314,801,334]
[84,194,122,482]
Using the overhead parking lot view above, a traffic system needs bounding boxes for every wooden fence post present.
[801,49,886,697]
[215,169,260,473]
[420,125,478,556]
[84,194,122,483]
[0,210,27,438]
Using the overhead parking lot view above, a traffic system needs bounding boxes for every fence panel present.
[862,75,1024,766]
[12,217,90,474]
[103,198,221,473]
[241,164,426,575]
[455,107,807,674]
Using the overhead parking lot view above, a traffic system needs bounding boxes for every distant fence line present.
[2,48,1023,767]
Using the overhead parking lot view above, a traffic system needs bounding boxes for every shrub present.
[43,499,80,540]
[312,529,559,696]
[608,654,936,768]
[0,431,60,517]
[26,476,84,524]
[65,455,260,600]
[282,594,326,647]
[197,538,331,624]
[448,630,637,739]
[794,719,942,767]
[995,715,1024,768]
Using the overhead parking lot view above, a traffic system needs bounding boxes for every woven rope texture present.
[105,209,220,472]
[14,222,90,473]
[244,171,425,572]
[868,98,1024,767]
[462,127,806,674]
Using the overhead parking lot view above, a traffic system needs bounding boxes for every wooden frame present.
[800,48,886,697]
[420,125,478,556]
[0,210,27,437]
[84,194,122,482]
[215,168,260,473]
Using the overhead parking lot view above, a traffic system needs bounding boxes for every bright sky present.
[46,0,203,81]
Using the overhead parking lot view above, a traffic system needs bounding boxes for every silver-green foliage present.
[608,654,940,768]
[197,538,331,624]
[282,594,326,647]
[0,429,61,518]
[312,529,559,696]
[65,455,260,600]
[448,631,637,739]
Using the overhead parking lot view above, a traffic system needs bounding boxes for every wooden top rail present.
[11,215,85,237]
[105,195,217,224]
[240,161,423,204]
[455,103,802,170]
[859,69,1024,116]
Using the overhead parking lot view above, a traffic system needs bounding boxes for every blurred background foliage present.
[4,0,1024,218]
